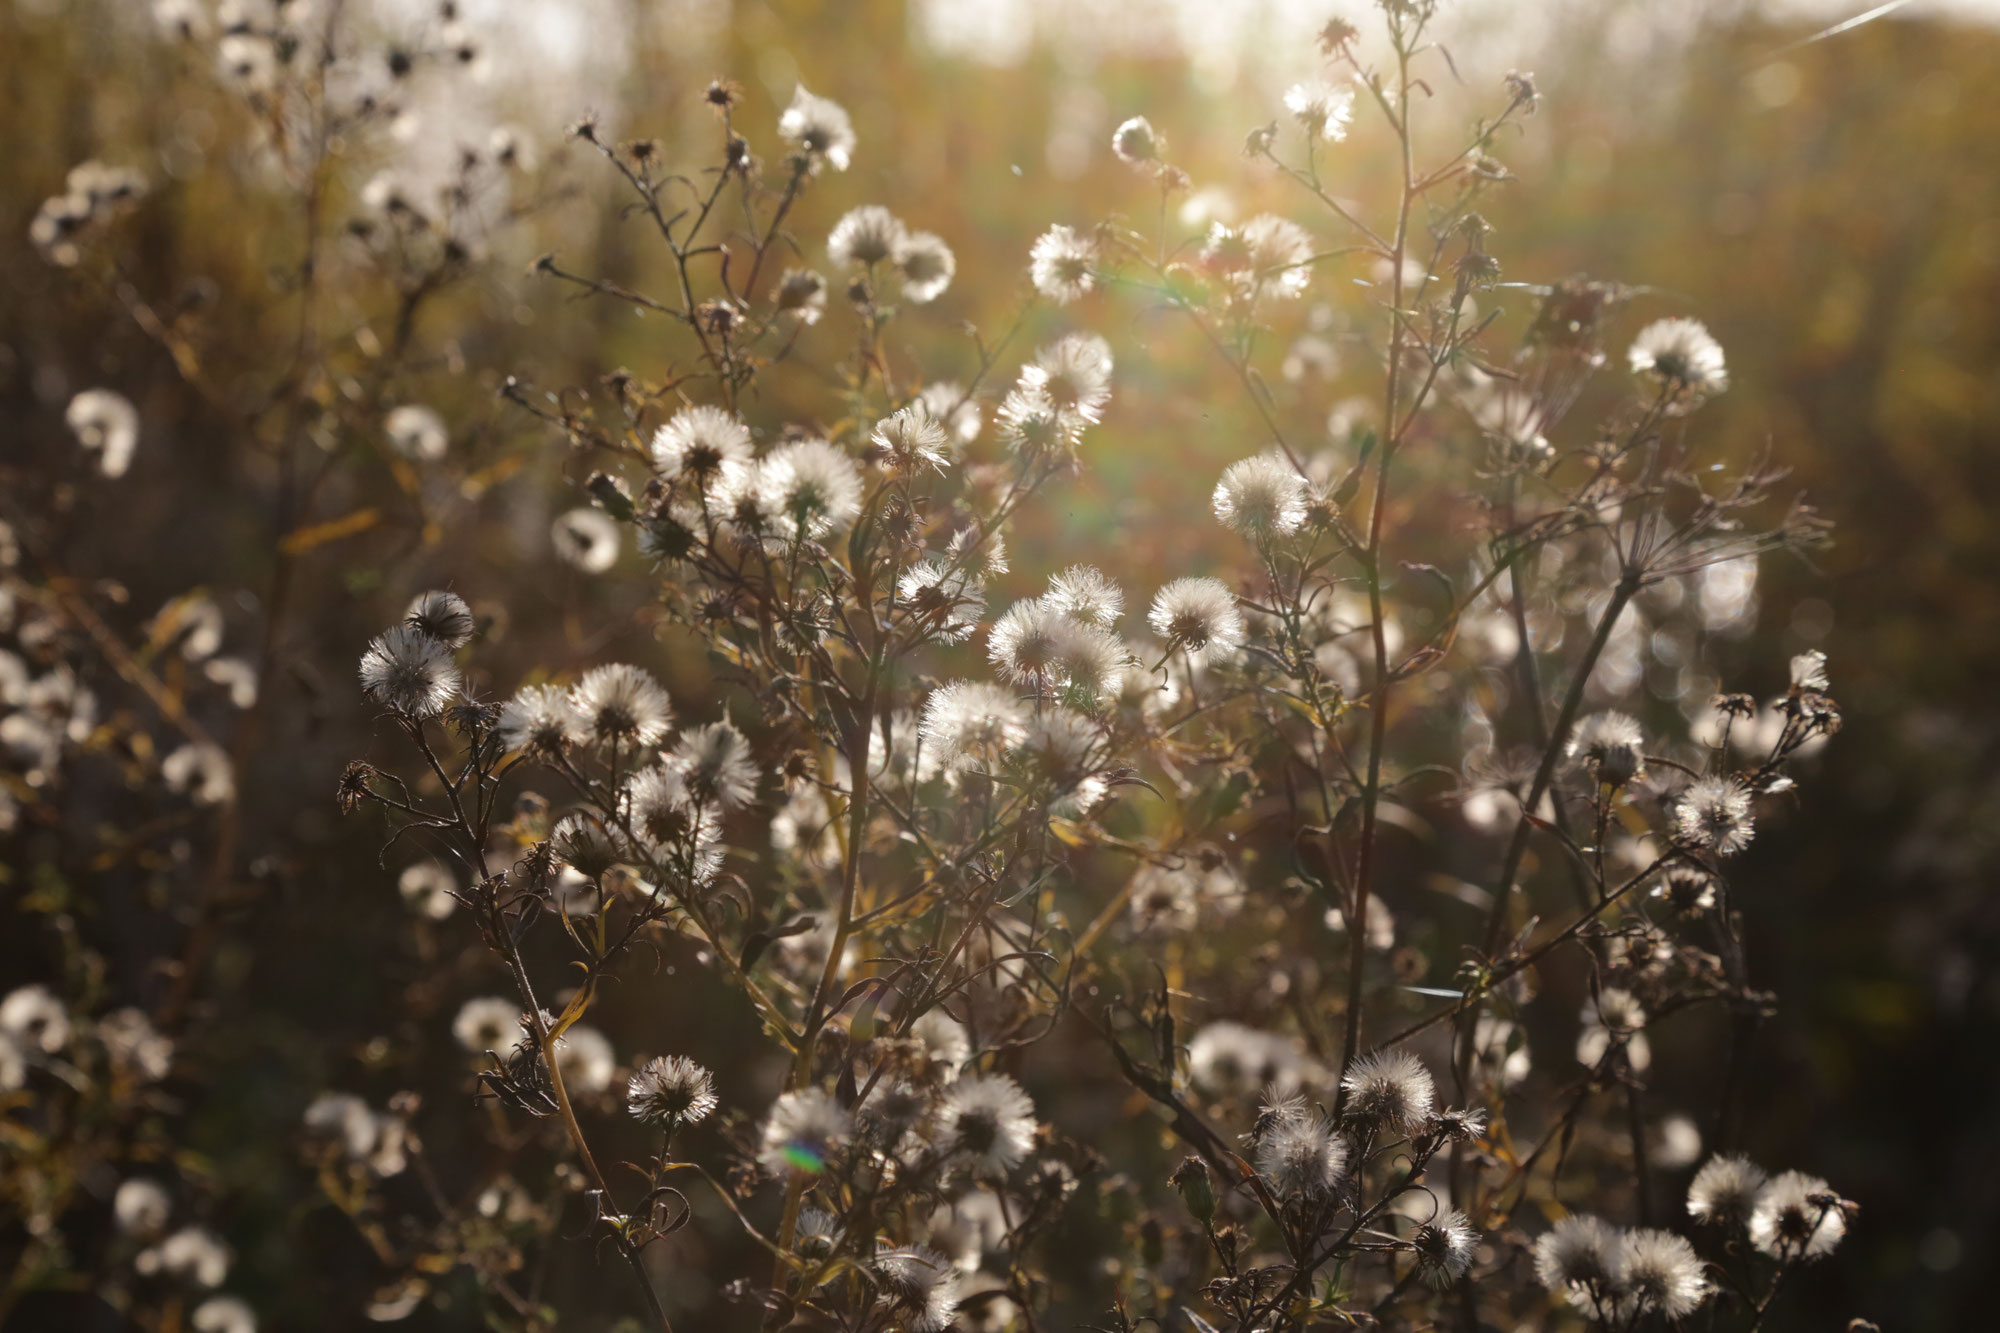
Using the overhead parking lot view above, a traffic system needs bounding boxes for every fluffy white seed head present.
[778,85,855,172]
[759,1086,852,1174]
[920,681,1029,774]
[1045,565,1123,626]
[404,590,476,648]
[1628,317,1728,410]
[1578,987,1651,1072]
[383,404,447,461]
[1340,1049,1436,1136]
[397,860,458,920]
[1569,711,1646,786]
[626,1054,718,1127]
[872,1245,962,1333]
[870,404,952,474]
[1533,1213,1621,1306]
[1148,577,1244,662]
[1675,776,1755,856]
[1110,115,1161,165]
[651,404,752,482]
[552,507,620,573]
[1412,1210,1478,1288]
[669,719,760,809]
[761,437,863,539]
[1284,78,1355,141]
[1748,1170,1846,1260]
[358,626,460,717]
[896,229,956,304]
[1255,1099,1347,1199]
[1029,224,1096,304]
[937,1073,1037,1176]
[1617,1228,1711,1319]
[570,663,672,749]
[829,204,907,268]
[1213,456,1308,537]
[497,683,585,756]
[1687,1154,1768,1227]
[66,388,140,477]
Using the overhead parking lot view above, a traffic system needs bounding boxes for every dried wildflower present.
[383,404,448,460]
[497,683,585,756]
[870,404,952,474]
[1028,224,1096,304]
[570,664,672,749]
[622,764,712,851]
[995,380,1071,456]
[1687,1153,1767,1227]
[0,985,69,1054]
[761,437,863,539]
[404,590,476,647]
[1187,1022,1302,1097]
[556,1024,616,1094]
[760,1086,852,1174]
[707,459,781,548]
[1110,115,1161,166]
[1324,891,1395,950]
[358,626,461,717]
[626,1054,717,1127]
[652,404,753,482]
[1534,1213,1621,1309]
[772,267,828,324]
[1026,333,1114,429]
[1045,565,1123,627]
[896,230,956,304]
[114,1178,173,1238]
[190,1296,256,1333]
[1319,16,1361,53]
[1284,78,1355,141]
[1341,1049,1436,1135]
[794,1206,841,1260]
[937,1073,1036,1175]
[163,742,235,806]
[872,1245,962,1332]
[1674,776,1755,856]
[96,1006,168,1082]
[453,997,521,1053]
[1617,1229,1711,1318]
[65,389,140,478]
[779,85,856,172]
[918,382,982,449]
[920,681,1029,773]
[140,1226,232,1288]
[1148,577,1244,662]
[829,205,907,269]
[987,599,1070,687]
[1254,1099,1347,1198]
[669,719,759,809]
[911,1009,971,1077]
[1577,987,1651,1072]
[552,507,620,572]
[1790,649,1829,692]
[397,860,458,920]
[1213,456,1308,537]
[1749,1170,1847,1260]
[1412,1210,1478,1288]
[1568,711,1646,786]
[1654,865,1718,916]
[1015,707,1112,812]
[1628,317,1728,411]
[898,558,987,643]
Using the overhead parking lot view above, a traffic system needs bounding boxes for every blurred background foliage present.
[3,0,1998,1329]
